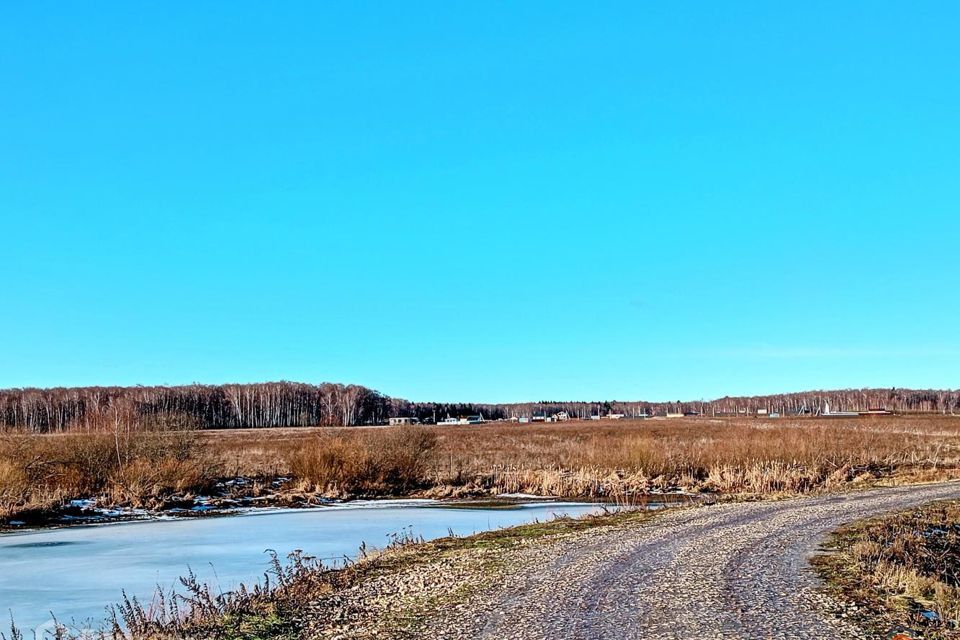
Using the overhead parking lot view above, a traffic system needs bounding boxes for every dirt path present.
[418,482,960,640]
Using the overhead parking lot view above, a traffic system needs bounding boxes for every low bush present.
[0,428,219,520]
[288,426,438,495]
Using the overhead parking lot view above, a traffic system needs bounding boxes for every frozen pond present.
[0,500,603,634]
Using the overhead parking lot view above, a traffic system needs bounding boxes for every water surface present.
[0,500,602,633]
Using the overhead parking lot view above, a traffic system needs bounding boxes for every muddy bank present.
[0,476,295,531]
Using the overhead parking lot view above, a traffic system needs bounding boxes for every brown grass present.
[3,415,960,522]
[201,415,960,498]
[286,426,438,495]
[816,500,960,637]
[430,416,960,496]
[0,429,219,520]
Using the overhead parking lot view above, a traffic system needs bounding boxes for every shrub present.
[288,426,437,495]
[0,429,219,520]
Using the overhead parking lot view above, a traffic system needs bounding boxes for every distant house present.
[388,417,420,426]
[820,403,859,418]
[435,415,487,426]
[607,413,625,420]
[757,408,768,416]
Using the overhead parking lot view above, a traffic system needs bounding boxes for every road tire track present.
[422,482,960,640]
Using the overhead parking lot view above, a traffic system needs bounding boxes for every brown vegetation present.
[203,415,960,499]
[816,500,960,638]
[0,428,218,521]
[3,415,960,524]
[421,416,960,496]
[287,427,438,495]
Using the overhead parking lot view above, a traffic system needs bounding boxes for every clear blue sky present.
[1,2,958,402]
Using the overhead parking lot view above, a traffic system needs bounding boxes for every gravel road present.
[417,482,960,640]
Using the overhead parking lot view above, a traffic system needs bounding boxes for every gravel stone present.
[421,483,960,639]
[308,482,960,639]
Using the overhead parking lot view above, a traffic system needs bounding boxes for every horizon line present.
[1,379,956,406]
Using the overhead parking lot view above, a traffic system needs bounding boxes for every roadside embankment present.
[815,500,960,639]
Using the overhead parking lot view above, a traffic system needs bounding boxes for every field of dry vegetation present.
[0,429,219,522]
[3,415,960,524]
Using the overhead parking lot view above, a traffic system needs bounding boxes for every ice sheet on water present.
[0,500,604,632]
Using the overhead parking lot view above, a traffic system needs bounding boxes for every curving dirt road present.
[421,482,960,640]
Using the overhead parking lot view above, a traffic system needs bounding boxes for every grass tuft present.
[815,500,960,638]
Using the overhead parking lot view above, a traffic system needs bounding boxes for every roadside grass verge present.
[814,500,960,639]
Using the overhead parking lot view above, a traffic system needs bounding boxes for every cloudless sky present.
[1,2,958,402]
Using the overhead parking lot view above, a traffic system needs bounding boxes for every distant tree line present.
[0,382,390,433]
[1,384,958,433]
[485,388,960,418]
[389,402,509,423]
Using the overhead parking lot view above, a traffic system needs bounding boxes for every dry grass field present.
[3,415,960,522]
[211,415,960,497]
